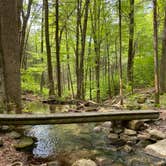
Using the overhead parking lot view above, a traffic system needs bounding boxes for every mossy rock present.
[137,97,147,104]
[7,131,21,139]
[13,136,35,150]
[126,104,141,110]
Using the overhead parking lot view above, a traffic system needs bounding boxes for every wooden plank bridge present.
[0,110,160,125]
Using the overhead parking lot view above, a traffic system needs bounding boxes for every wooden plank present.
[0,110,159,125]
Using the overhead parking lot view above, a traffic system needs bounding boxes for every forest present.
[0,0,166,166]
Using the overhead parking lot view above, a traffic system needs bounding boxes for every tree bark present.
[160,6,166,93]
[0,0,21,111]
[153,0,160,104]
[80,0,90,99]
[119,0,123,105]
[55,0,62,97]
[44,0,55,97]
[127,0,135,92]
[20,0,33,68]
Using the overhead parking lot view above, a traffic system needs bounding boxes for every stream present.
[22,102,162,165]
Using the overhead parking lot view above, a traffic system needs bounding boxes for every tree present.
[127,0,135,92]
[55,0,61,97]
[20,0,33,68]
[0,0,21,111]
[118,0,123,105]
[79,0,90,99]
[153,0,160,104]
[160,6,166,93]
[44,0,55,97]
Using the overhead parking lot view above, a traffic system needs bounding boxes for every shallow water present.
[23,102,163,165]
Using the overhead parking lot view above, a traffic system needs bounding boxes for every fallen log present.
[0,110,159,125]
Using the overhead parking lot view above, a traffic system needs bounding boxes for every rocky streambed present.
[0,113,166,166]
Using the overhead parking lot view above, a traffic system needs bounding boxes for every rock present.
[1,125,14,132]
[145,139,166,159]
[72,159,97,166]
[84,107,98,112]
[95,157,113,166]
[14,136,35,150]
[127,120,144,130]
[108,133,119,140]
[123,145,132,153]
[126,104,141,110]
[7,131,21,139]
[84,100,98,107]
[124,128,137,136]
[93,126,102,133]
[102,121,112,128]
[137,97,147,104]
[47,161,61,166]
[137,133,151,140]
[136,140,153,148]
[10,162,23,166]
[120,134,138,144]
[154,161,166,166]
[0,137,3,147]
[147,129,166,140]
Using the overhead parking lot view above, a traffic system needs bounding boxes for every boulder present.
[93,126,102,133]
[124,128,137,136]
[13,136,35,150]
[102,121,112,128]
[122,145,132,153]
[145,139,166,159]
[147,129,166,140]
[127,120,144,130]
[72,159,97,166]
[108,133,119,140]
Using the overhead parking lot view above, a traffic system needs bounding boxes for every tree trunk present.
[75,0,81,99]
[0,18,6,112]
[153,0,160,104]
[44,0,55,97]
[80,0,90,99]
[127,0,135,92]
[0,0,21,111]
[160,6,166,93]
[20,0,33,68]
[119,0,123,105]
[55,0,61,97]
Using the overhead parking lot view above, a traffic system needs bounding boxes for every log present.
[0,110,159,125]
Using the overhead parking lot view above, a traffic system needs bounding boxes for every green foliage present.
[134,56,154,87]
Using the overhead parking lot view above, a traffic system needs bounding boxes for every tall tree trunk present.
[41,1,44,53]
[153,0,160,104]
[55,0,61,97]
[160,6,166,93]
[0,0,21,111]
[20,0,33,68]
[127,0,135,92]
[44,0,55,97]
[76,0,81,99]
[119,0,123,105]
[80,0,90,99]
[0,18,6,112]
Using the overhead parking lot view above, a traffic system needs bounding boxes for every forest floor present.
[0,88,166,166]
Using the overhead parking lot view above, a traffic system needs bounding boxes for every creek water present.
[23,102,161,165]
